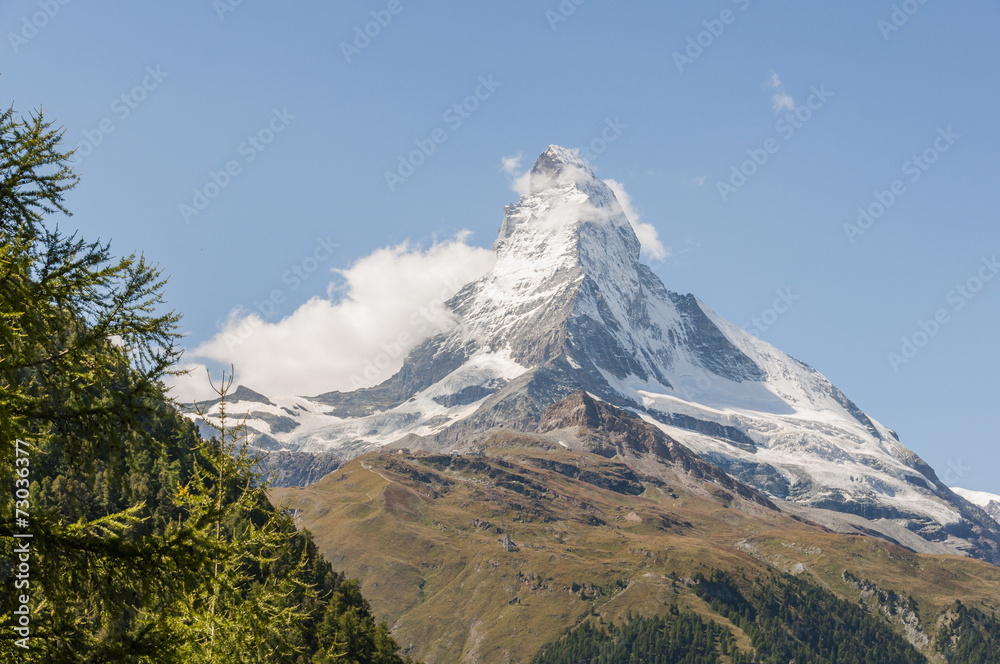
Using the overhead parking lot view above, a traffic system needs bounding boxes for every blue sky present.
[3,0,998,495]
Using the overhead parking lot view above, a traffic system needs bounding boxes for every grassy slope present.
[271,432,1000,663]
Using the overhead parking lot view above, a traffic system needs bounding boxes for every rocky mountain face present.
[259,451,343,488]
[195,145,1000,565]
[952,487,1000,525]
[271,391,1000,664]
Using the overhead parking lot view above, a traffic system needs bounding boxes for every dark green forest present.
[0,104,415,663]
[535,570,1000,664]
[934,601,1000,663]
[532,607,747,664]
[690,569,925,664]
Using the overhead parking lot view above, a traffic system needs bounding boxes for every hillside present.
[272,393,1000,663]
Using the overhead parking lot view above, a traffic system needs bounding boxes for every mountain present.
[195,145,1000,564]
[270,391,1000,664]
[953,487,1000,524]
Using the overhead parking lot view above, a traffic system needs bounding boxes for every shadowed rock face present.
[663,291,766,383]
[310,338,474,417]
[231,385,274,405]
[535,391,778,511]
[258,451,342,487]
[432,384,502,407]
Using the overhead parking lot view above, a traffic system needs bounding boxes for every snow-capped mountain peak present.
[192,146,1000,565]
[526,144,608,194]
[493,144,640,289]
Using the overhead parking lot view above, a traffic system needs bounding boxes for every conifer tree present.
[1,103,416,663]
[1,102,192,661]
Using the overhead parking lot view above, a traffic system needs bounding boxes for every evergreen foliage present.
[935,601,1000,664]
[532,606,747,664]
[535,570,1000,664]
[536,570,922,664]
[0,103,415,663]
[690,569,927,664]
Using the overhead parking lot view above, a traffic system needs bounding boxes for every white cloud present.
[501,151,533,195]
[603,178,670,261]
[165,362,221,403]
[166,233,495,401]
[511,172,532,195]
[764,69,796,112]
[633,225,668,261]
[500,152,522,174]
[772,93,796,112]
[688,175,707,187]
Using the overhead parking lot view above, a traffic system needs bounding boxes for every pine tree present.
[1,103,417,663]
[161,369,315,663]
[0,102,196,661]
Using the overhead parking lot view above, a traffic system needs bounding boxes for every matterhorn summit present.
[194,146,1000,564]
